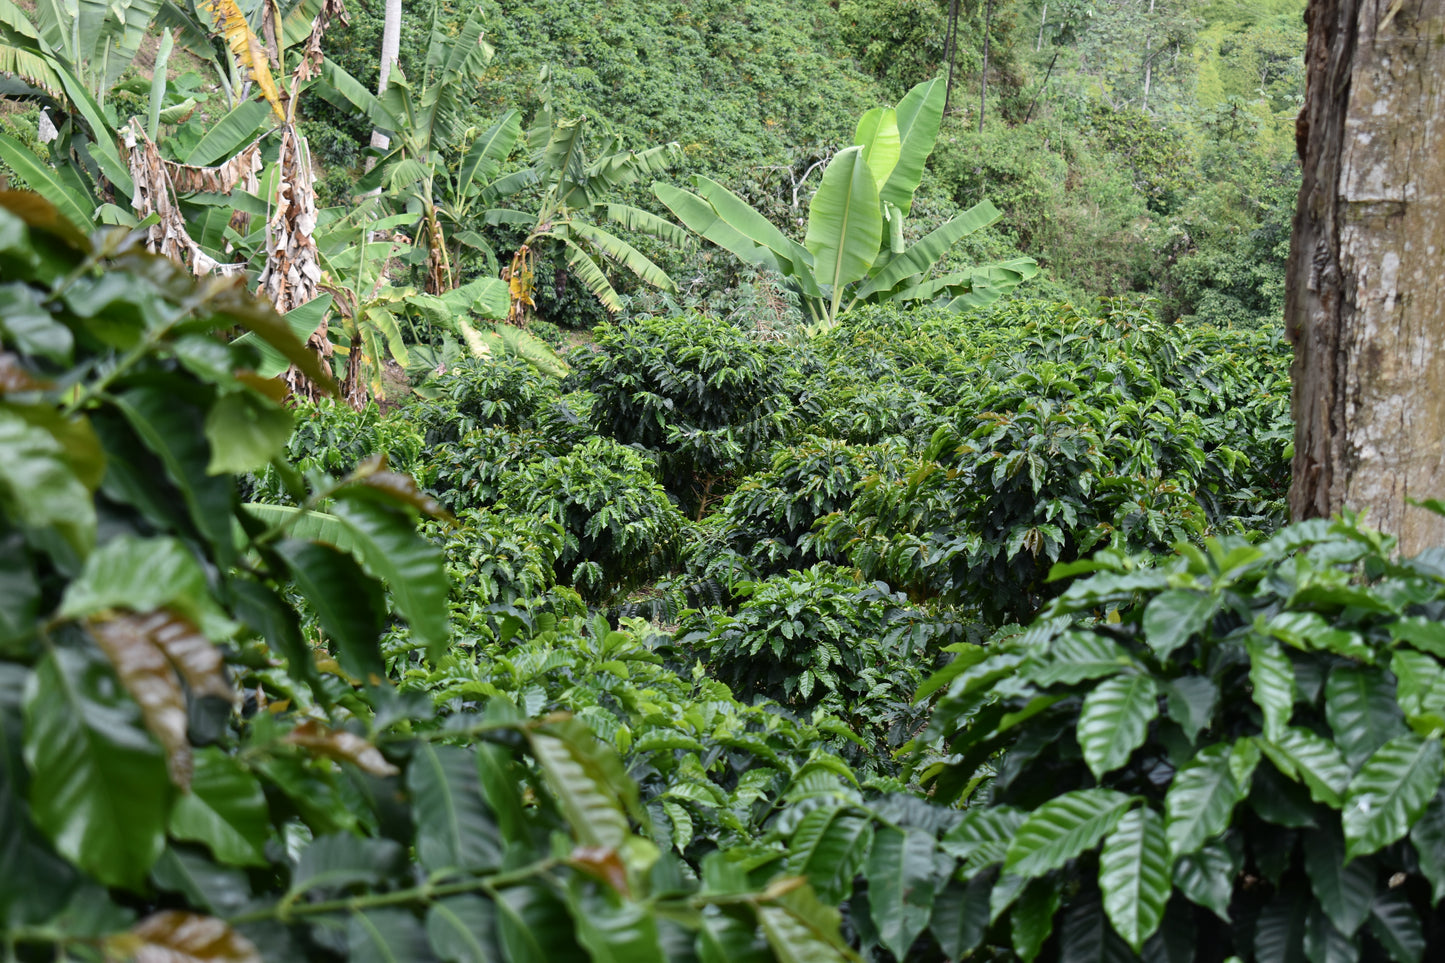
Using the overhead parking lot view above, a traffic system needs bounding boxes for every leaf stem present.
[228,858,560,925]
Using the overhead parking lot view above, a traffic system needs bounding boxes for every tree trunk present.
[369,0,401,154]
[979,0,993,133]
[1286,0,1445,554]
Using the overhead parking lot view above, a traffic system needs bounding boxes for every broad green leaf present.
[1099,807,1171,951]
[939,805,1026,869]
[149,846,252,916]
[1391,649,1445,725]
[853,107,900,192]
[184,99,275,166]
[0,133,94,230]
[567,888,665,963]
[867,825,942,959]
[1368,891,1424,963]
[1012,876,1062,963]
[1033,632,1130,688]
[527,730,630,851]
[0,405,97,555]
[880,76,944,215]
[289,835,406,896]
[1303,905,1359,963]
[1409,793,1445,905]
[690,175,806,277]
[146,29,174,140]
[0,534,39,651]
[111,388,235,565]
[1254,889,1309,963]
[1341,733,1443,860]
[1326,665,1406,770]
[242,504,360,555]
[349,907,434,963]
[167,748,268,867]
[232,294,334,379]
[1078,673,1158,778]
[1390,618,1445,659]
[929,874,991,961]
[1172,837,1238,921]
[496,884,586,963]
[1246,634,1296,739]
[60,534,229,638]
[697,907,772,963]
[1303,828,1374,938]
[1142,589,1217,658]
[1165,743,1242,857]
[1003,789,1132,880]
[274,539,386,681]
[204,390,292,475]
[458,111,522,196]
[331,493,449,662]
[785,807,873,904]
[1259,727,1352,808]
[23,645,171,889]
[756,885,850,963]
[804,146,882,301]
[855,202,1004,299]
[568,221,676,292]
[426,895,497,963]
[1164,676,1219,744]
[407,744,501,874]
[652,184,786,276]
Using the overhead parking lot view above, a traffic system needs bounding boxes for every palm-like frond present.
[602,203,691,248]
[567,221,676,293]
[587,142,683,189]
[457,110,521,198]
[550,234,622,313]
[456,318,569,377]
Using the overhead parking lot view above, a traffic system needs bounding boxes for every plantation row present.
[7,193,1445,962]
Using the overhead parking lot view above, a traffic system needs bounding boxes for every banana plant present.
[484,66,690,322]
[317,8,498,293]
[655,76,1039,332]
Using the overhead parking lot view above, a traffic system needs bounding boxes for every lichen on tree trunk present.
[1286,0,1445,554]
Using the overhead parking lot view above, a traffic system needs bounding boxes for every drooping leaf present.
[1326,665,1406,770]
[1078,673,1158,779]
[1011,876,1062,963]
[0,133,95,230]
[1141,590,1218,659]
[349,906,437,963]
[1409,792,1445,904]
[204,390,293,475]
[929,873,992,961]
[407,744,501,874]
[168,747,269,867]
[1303,904,1359,963]
[330,493,449,662]
[1164,743,1242,858]
[1164,676,1219,745]
[855,201,1003,300]
[426,895,498,963]
[527,727,630,852]
[785,806,873,905]
[1246,634,1296,739]
[867,825,942,959]
[756,885,851,963]
[1172,837,1238,921]
[1003,789,1133,880]
[288,834,407,897]
[1303,828,1374,938]
[85,613,193,787]
[274,539,386,681]
[1098,806,1171,952]
[1341,733,1443,860]
[1368,890,1425,963]
[23,645,172,889]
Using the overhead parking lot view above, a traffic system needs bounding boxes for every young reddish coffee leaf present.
[569,846,631,897]
[283,718,399,777]
[108,910,261,963]
[88,614,193,789]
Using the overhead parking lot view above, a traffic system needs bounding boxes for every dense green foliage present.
[20,0,1444,959]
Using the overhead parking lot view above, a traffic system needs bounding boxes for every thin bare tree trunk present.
[979,0,993,133]
[1037,2,1047,51]
[369,0,401,155]
[1287,0,1445,554]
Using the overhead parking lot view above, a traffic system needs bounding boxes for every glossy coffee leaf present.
[168,749,269,867]
[23,645,172,889]
[408,743,501,874]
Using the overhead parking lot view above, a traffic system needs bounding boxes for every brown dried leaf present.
[88,615,193,789]
[137,610,234,702]
[283,718,398,776]
[235,371,289,404]
[107,910,261,963]
[568,846,630,897]
[198,0,285,120]
[0,353,52,393]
